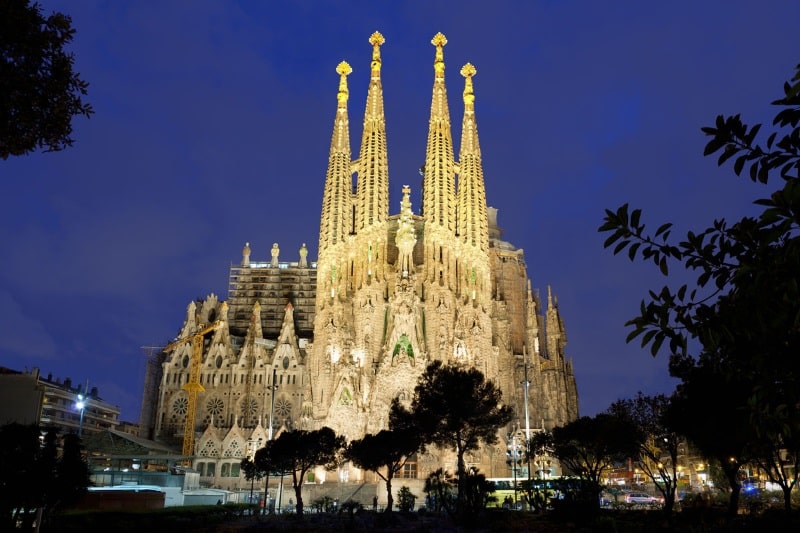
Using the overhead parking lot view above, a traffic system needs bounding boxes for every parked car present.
[624,492,662,505]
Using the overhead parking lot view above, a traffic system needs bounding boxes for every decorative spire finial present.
[432,32,447,77]
[336,61,351,105]
[461,63,476,108]
[369,31,385,77]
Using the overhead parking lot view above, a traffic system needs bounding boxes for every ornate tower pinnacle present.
[355,31,389,231]
[421,32,456,235]
[432,32,447,80]
[456,62,489,303]
[461,63,476,109]
[369,31,384,78]
[319,60,353,253]
[457,62,489,253]
[336,61,352,107]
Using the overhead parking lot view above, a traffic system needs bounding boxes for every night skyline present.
[3,0,799,424]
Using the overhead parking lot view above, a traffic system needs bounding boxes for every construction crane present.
[164,319,223,459]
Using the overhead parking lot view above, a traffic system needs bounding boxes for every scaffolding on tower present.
[139,346,168,440]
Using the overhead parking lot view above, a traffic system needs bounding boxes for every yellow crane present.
[164,318,223,459]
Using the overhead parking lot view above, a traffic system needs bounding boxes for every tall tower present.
[319,61,353,254]
[355,32,390,232]
[456,62,491,304]
[421,33,457,290]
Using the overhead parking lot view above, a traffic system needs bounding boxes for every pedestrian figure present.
[373,495,378,511]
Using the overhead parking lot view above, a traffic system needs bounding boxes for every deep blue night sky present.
[3,0,799,422]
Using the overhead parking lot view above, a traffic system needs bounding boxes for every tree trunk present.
[662,478,677,515]
[782,485,792,512]
[728,480,741,517]
[385,474,394,513]
[664,493,675,514]
[456,445,466,511]
[263,473,270,516]
[292,472,303,516]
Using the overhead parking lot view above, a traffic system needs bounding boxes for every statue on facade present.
[271,243,280,266]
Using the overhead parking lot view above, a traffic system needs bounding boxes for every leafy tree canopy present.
[598,63,800,386]
[257,427,345,516]
[600,62,800,515]
[608,393,680,514]
[345,422,422,513]
[411,360,514,463]
[405,360,513,516]
[1,0,93,158]
[533,413,639,508]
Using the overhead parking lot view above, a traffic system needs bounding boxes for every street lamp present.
[75,395,85,437]
[521,346,532,486]
[507,432,521,507]
[75,384,89,438]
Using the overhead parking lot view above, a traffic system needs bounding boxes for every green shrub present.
[397,486,417,512]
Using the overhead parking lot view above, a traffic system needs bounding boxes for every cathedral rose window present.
[173,396,188,415]
[275,398,292,418]
[207,397,224,416]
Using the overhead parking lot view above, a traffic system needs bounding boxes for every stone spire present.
[545,286,567,361]
[456,63,489,252]
[355,31,389,231]
[396,185,417,277]
[319,61,353,253]
[421,32,456,232]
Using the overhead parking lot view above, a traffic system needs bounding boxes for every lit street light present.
[507,432,522,507]
[75,394,86,438]
[73,379,90,438]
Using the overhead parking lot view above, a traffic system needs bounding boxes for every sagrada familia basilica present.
[140,32,579,490]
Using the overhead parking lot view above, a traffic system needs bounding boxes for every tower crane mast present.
[164,319,223,459]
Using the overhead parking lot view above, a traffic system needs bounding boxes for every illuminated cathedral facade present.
[141,32,579,491]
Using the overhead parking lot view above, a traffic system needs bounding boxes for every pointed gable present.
[197,421,223,458]
[272,303,302,368]
[221,417,247,458]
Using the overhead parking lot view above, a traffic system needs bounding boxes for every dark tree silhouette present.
[0,424,43,529]
[665,367,752,515]
[408,360,513,514]
[345,420,422,513]
[52,432,92,510]
[600,63,800,514]
[532,414,639,510]
[258,427,345,516]
[0,424,92,529]
[608,393,679,514]
[1,0,93,158]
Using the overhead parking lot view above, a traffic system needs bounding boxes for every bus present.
[487,476,594,510]
[486,477,520,508]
